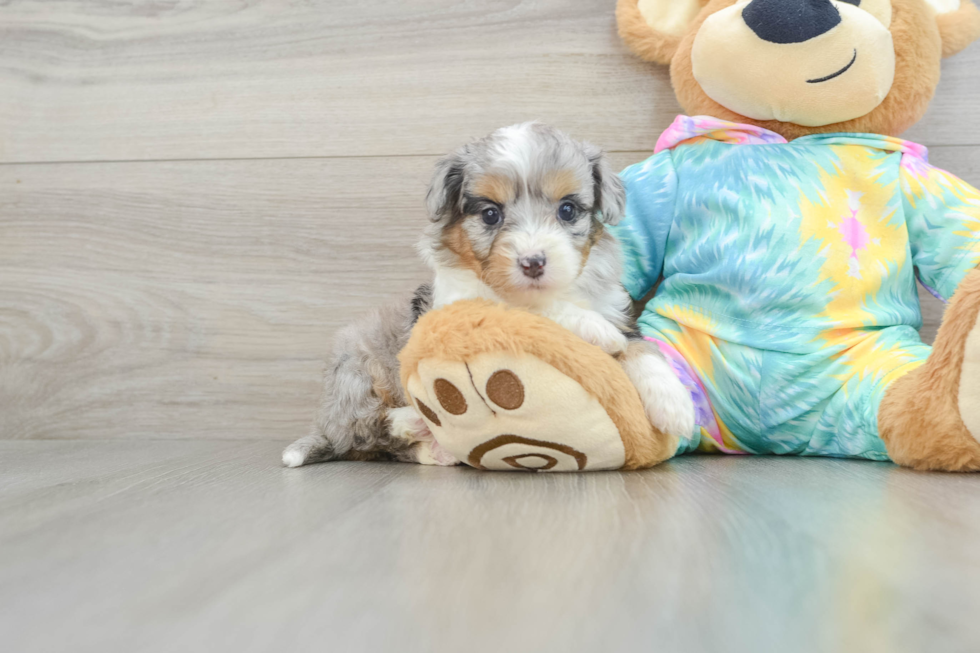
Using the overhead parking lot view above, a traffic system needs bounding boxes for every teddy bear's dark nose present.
[743,0,842,44]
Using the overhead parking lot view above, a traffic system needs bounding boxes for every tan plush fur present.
[616,0,695,65]
[616,0,977,139]
[936,0,980,57]
[672,0,942,139]
[399,300,675,469]
[879,271,980,471]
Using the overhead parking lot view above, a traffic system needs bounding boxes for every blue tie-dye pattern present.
[615,151,676,299]
[904,166,980,299]
[613,117,980,461]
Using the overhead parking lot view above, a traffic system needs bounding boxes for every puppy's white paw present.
[544,303,628,356]
[387,405,432,442]
[645,380,696,439]
[569,313,628,356]
[624,351,696,439]
[389,406,459,465]
[414,439,461,466]
[583,319,629,356]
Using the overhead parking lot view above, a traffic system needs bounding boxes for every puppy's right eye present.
[557,201,577,222]
[481,207,502,226]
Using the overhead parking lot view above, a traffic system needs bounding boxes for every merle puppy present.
[283,123,694,467]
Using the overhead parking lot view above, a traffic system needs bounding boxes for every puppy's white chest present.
[431,267,592,315]
[431,268,503,309]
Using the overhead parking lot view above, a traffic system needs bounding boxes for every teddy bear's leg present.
[878,270,980,471]
[399,301,677,471]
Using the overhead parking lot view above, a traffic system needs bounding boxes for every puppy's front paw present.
[624,350,696,439]
[544,304,628,356]
[387,405,432,442]
[388,406,459,466]
[646,378,696,439]
[575,315,628,356]
[414,439,461,466]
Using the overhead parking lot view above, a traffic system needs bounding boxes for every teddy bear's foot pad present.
[405,352,627,471]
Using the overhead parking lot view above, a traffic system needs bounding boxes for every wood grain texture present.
[0,156,433,439]
[0,0,978,443]
[2,440,980,653]
[0,0,978,163]
[2,148,976,440]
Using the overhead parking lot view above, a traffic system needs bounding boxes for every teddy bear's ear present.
[616,0,707,65]
[926,0,980,57]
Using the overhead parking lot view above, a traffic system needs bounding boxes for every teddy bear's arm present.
[902,160,980,301]
[609,149,678,302]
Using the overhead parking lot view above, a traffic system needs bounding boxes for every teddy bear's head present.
[618,0,980,139]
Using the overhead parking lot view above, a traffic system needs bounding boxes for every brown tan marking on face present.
[579,219,606,270]
[541,169,581,202]
[441,220,524,298]
[482,238,517,296]
[441,222,486,277]
[472,173,516,205]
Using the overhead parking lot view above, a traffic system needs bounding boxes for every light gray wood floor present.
[2,1,980,650]
[3,441,980,653]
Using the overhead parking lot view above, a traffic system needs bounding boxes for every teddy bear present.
[399,0,980,472]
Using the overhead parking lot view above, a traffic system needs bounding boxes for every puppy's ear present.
[928,0,980,57]
[589,149,626,226]
[425,153,466,223]
[617,0,706,65]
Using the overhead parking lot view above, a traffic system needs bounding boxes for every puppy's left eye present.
[482,207,502,226]
[557,202,576,222]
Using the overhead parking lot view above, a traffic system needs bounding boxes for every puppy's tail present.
[282,429,411,467]
[282,433,341,467]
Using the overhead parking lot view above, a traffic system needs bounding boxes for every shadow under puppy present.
[283,123,694,467]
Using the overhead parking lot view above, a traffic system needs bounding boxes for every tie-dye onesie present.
[612,115,980,460]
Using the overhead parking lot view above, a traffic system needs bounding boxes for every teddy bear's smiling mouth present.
[807,49,858,84]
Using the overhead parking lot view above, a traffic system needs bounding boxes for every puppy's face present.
[423,123,626,306]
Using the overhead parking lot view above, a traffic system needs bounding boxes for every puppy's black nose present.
[743,0,841,44]
[520,254,546,279]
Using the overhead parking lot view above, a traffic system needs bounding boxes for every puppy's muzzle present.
[520,254,546,279]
